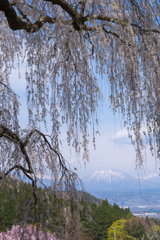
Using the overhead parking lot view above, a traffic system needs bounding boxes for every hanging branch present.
[0,124,81,205]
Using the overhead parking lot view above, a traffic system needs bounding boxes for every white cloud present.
[110,125,150,146]
[110,129,131,145]
[111,129,128,140]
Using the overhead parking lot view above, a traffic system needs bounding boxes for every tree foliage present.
[125,218,151,240]
[108,219,134,240]
[1,0,160,238]
[79,197,132,239]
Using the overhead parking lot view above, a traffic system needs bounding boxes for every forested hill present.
[0,177,160,239]
[77,191,103,206]
[79,196,160,240]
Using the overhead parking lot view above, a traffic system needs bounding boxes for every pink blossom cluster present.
[0,224,58,240]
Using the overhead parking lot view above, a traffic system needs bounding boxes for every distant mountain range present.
[81,169,160,192]
[80,169,160,208]
[19,168,160,194]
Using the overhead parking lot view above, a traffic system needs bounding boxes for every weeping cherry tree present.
[0,0,160,238]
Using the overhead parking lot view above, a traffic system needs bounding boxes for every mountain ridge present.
[81,169,160,192]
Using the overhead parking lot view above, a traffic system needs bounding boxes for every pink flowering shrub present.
[0,224,58,240]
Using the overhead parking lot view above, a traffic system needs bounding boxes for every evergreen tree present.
[145,216,151,227]
[136,220,146,240]
[0,186,15,231]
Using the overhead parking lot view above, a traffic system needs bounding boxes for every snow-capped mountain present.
[81,169,160,192]
[81,169,134,191]
[83,169,133,183]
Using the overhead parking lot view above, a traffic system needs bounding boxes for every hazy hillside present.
[10,170,160,209]
[77,191,103,206]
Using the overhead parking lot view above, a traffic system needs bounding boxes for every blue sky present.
[9,63,159,179]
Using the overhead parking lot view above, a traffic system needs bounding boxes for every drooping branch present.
[0,125,38,203]
[0,125,33,172]
[0,125,80,190]
[0,81,19,97]
[23,128,76,177]
[0,124,78,178]
[0,125,78,205]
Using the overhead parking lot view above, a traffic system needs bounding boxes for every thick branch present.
[0,0,56,32]
[1,0,160,35]
[45,0,81,22]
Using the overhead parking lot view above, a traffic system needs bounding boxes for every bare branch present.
[0,164,33,180]
[102,25,132,47]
